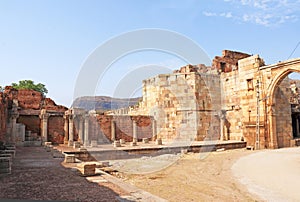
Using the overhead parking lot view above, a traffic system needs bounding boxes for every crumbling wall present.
[3,87,68,144]
[213,50,252,73]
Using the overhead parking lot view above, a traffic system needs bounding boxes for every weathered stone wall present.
[0,92,8,142]
[274,78,293,148]
[94,115,153,142]
[128,65,221,141]
[48,116,65,144]
[213,50,252,73]
[1,87,68,144]
[17,115,40,139]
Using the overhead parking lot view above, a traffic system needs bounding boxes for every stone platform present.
[56,140,246,161]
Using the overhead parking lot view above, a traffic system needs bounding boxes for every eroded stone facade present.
[0,87,67,145]
[111,50,300,149]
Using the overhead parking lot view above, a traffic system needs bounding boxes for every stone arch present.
[266,65,300,148]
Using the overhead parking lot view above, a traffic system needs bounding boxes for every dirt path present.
[232,147,300,202]
[120,149,261,202]
[0,147,127,202]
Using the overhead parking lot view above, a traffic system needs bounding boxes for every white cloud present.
[220,12,233,18]
[203,11,233,18]
[203,0,300,27]
[203,11,217,17]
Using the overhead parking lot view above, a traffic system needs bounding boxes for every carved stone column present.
[84,115,89,147]
[68,113,74,146]
[133,119,137,142]
[63,113,69,145]
[78,116,84,144]
[40,109,50,143]
[9,99,19,143]
[296,115,300,137]
[219,110,226,141]
[151,118,157,141]
[111,120,116,141]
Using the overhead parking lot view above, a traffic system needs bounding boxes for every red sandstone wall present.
[48,116,65,144]
[0,92,8,142]
[95,115,153,142]
[17,115,40,140]
[3,87,68,144]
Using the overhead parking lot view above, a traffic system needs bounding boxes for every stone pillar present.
[40,109,50,143]
[63,113,69,145]
[111,120,116,141]
[10,114,19,143]
[78,116,84,144]
[9,99,19,143]
[68,113,74,146]
[152,118,157,141]
[133,119,137,142]
[296,115,300,137]
[219,110,226,141]
[84,115,89,147]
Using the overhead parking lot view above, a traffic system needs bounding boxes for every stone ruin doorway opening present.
[269,70,300,148]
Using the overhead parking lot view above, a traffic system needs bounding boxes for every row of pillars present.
[63,112,90,147]
[110,119,157,142]
[42,108,158,146]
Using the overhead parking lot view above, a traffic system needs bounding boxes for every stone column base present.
[68,140,74,147]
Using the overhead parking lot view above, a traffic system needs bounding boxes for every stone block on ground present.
[64,154,76,163]
[142,138,149,143]
[46,145,53,152]
[113,140,121,147]
[156,138,163,145]
[73,141,81,149]
[68,140,74,147]
[77,163,96,176]
[2,150,16,158]
[91,141,98,147]
[119,139,125,144]
[130,142,137,146]
[44,142,52,146]
[0,157,11,174]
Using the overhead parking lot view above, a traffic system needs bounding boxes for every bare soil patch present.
[119,149,261,201]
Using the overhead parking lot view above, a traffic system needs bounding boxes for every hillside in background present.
[72,96,140,111]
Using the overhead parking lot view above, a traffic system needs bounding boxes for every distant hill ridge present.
[72,96,141,111]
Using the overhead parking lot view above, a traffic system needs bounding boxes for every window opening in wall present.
[247,79,254,90]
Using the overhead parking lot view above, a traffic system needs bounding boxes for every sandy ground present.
[114,149,261,202]
[232,147,300,202]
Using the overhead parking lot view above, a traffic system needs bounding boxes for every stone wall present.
[94,115,153,142]
[274,78,293,148]
[48,116,65,144]
[17,115,40,140]
[126,64,221,142]
[1,87,68,145]
[213,50,252,73]
[0,92,8,142]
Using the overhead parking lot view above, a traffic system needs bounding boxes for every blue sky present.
[0,0,300,106]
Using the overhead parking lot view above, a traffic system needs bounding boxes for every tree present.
[11,80,48,95]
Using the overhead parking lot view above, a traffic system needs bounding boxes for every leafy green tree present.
[11,80,48,95]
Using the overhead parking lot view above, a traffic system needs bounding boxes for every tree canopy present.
[11,80,48,95]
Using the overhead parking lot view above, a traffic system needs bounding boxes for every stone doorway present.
[268,70,300,148]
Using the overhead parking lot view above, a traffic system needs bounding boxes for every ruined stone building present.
[113,50,300,149]
[0,50,299,150]
[0,87,67,145]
